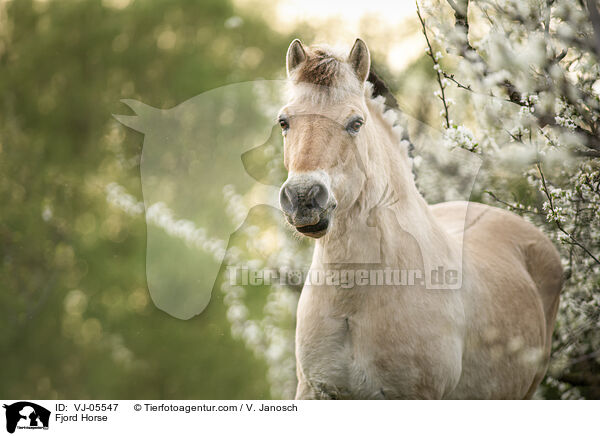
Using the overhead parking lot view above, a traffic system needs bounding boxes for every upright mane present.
[293,44,399,110]
[367,69,398,111]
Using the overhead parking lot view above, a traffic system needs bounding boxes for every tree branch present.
[442,0,600,152]
[586,0,600,56]
[537,162,600,266]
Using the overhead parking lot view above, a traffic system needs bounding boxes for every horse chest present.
[295,285,465,399]
[296,312,385,399]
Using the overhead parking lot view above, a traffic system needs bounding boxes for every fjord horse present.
[278,38,562,399]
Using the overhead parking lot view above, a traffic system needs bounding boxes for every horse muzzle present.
[279,173,336,238]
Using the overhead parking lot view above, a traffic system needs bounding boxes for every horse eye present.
[278,118,289,131]
[347,118,363,134]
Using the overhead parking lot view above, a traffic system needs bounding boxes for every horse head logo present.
[3,402,50,434]
[114,81,288,319]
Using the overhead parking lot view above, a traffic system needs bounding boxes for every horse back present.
[431,200,562,329]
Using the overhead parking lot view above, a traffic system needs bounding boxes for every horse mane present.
[367,68,398,111]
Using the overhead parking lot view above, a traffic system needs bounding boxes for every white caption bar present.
[0,400,595,435]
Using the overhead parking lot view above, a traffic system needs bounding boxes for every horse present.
[278,38,563,399]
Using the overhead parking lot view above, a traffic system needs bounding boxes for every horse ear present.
[113,99,158,133]
[348,38,370,83]
[286,39,307,77]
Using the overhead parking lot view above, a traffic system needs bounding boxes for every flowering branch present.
[416,1,451,129]
[442,0,600,152]
[484,190,543,216]
[537,163,600,266]
[422,0,600,398]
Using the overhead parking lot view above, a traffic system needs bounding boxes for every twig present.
[441,71,473,92]
[569,347,600,365]
[537,162,600,266]
[485,190,543,215]
[416,2,451,129]
[572,149,600,158]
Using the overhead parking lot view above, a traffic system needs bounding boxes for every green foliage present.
[0,0,293,399]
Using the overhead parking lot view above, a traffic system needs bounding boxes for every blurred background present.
[1,0,598,399]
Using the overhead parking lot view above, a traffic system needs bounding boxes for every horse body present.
[279,39,562,399]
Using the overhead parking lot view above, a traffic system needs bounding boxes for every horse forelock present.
[290,45,359,93]
[288,45,400,125]
[296,48,342,87]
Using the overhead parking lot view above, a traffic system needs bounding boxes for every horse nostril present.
[279,185,297,215]
[307,183,328,209]
[280,180,329,217]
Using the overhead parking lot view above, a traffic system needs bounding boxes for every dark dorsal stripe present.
[367,68,399,110]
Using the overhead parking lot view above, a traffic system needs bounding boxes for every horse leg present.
[295,379,318,399]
